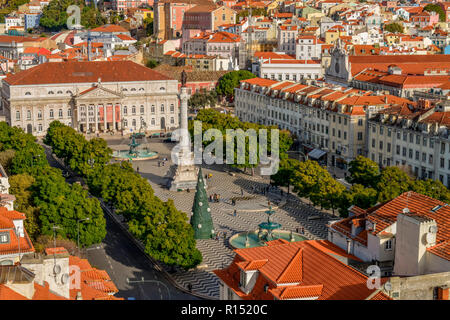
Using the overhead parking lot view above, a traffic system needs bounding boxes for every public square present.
[105,135,337,298]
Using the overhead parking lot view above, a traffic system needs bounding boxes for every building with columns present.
[0,60,179,136]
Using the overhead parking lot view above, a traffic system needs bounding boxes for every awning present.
[307,149,327,159]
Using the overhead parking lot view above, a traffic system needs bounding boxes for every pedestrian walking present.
[158,161,160,167]
[301,227,305,234]
[240,188,244,196]
[137,167,140,173]
[209,194,213,202]
[296,227,299,233]
[188,283,192,292]
[268,200,271,207]
[232,199,236,206]
[234,209,237,217]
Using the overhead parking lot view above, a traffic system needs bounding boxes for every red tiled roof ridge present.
[276,247,303,283]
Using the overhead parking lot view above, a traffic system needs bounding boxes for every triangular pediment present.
[75,85,123,100]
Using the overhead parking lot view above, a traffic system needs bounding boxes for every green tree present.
[384,22,404,33]
[424,4,446,22]
[146,59,160,69]
[32,167,106,247]
[9,174,41,240]
[40,0,105,31]
[347,155,380,188]
[129,198,202,270]
[216,70,256,99]
[271,158,301,193]
[144,17,153,36]
[376,166,412,202]
[0,149,16,173]
[292,160,327,202]
[410,179,450,203]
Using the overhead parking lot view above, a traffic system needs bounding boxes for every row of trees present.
[272,156,450,216]
[45,121,202,269]
[39,0,106,31]
[44,121,112,177]
[188,90,218,110]
[191,109,293,175]
[0,122,106,246]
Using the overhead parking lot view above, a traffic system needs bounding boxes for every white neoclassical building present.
[0,60,180,136]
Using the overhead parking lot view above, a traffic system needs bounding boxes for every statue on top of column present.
[181,69,187,88]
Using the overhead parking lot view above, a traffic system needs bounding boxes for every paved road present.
[42,144,200,300]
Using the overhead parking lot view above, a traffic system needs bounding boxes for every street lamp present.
[77,218,90,255]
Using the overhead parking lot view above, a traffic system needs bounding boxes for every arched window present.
[25,92,31,95]
[66,90,72,95]
[123,88,128,92]
[48,91,54,95]
[59,109,63,118]
[37,110,42,119]
[124,119,128,127]
[151,118,155,125]
[132,106,136,114]
[68,109,72,117]
[27,110,31,120]
[139,88,144,91]
[49,109,54,118]
[131,88,136,92]
[123,106,127,114]
[140,105,144,114]
[38,124,42,132]
[170,117,174,124]
[170,104,174,113]
[57,91,63,94]
[151,105,155,113]
[160,87,165,91]
[16,110,20,120]
[160,104,164,112]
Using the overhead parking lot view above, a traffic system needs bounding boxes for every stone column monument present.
[169,70,199,191]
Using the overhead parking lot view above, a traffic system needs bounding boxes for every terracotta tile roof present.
[69,255,121,300]
[332,192,450,260]
[207,31,240,43]
[4,61,173,86]
[214,240,382,300]
[349,55,450,76]
[270,284,323,300]
[90,24,129,33]
[369,290,392,300]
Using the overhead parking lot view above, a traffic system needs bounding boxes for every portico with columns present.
[74,85,124,133]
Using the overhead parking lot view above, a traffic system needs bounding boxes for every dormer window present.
[0,232,9,244]
[160,87,166,91]
[48,91,54,95]
[25,92,31,95]
[240,270,247,288]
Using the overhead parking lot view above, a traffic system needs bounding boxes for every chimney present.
[346,238,351,254]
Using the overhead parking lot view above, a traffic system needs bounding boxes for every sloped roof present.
[214,240,382,300]
[4,61,173,86]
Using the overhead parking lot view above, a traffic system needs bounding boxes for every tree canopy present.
[39,0,106,31]
[424,4,446,22]
[216,70,256,99]
[0,121,107,247]
[192,109,293,174]
[347,155,380,188]
[384,22,404,33]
